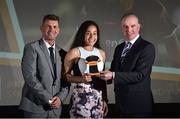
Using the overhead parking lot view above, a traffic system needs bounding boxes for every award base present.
[88,72,100,76]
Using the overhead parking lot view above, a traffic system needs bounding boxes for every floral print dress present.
[69,47,105,118]
[70,83,103,118]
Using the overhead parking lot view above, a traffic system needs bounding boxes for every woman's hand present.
[103,101,108,117]
[81,73,92,83]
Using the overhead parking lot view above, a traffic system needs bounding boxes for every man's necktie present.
[49,47,56,85]
[121,42,132,63]
[49,47,55,67]
[49,47,56,84]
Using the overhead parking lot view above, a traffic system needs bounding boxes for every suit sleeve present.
[56,49,70,102]
[112,43,155,85]
[21,44,52,104]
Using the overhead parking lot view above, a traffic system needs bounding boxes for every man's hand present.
[50,96,61,109]
[100,70,113,81]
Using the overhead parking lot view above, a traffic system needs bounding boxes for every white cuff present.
[49,99,53,104]
[112,72,115,79]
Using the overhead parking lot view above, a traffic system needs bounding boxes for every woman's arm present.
[64,48,92,83]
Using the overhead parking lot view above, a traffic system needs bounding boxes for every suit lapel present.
[39,39,55,78]
[127,36,142,56]
[55,46,62,81]
[119,42,126,66]
[120,37,142,66]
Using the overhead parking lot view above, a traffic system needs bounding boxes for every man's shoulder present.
[139,37,154,46]
[115,42,125,49]
[25,39,40,47]
[139,38,155,52]
[144,40,155,51]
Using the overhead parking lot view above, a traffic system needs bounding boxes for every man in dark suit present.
[100,13,155,117]
[19,14,69,118]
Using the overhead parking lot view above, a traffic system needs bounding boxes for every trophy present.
[78,55,104,76]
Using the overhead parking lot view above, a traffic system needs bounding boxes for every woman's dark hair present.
[70,20,100,49]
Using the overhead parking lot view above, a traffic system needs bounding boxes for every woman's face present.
[84,25,98,47]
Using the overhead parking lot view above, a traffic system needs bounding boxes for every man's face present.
[41,20,60,41]
[121,15,140,41]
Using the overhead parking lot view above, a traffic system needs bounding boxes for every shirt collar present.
[42,38,55,49]
[125,34,139,45]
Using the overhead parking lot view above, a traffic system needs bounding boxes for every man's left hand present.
[50,96,61,109]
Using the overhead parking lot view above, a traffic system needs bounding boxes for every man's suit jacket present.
[19,39,69,117]
[110,36,155,115]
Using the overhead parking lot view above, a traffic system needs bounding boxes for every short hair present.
[121,12,140,23]
[42,14,60,25]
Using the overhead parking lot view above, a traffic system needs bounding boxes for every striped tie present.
[121,42,132,63]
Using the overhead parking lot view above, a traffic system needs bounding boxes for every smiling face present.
[41,19,60,41]
[84,25,98,47]
[121,15,140,41]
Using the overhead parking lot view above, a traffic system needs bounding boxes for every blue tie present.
[121,42,132,63]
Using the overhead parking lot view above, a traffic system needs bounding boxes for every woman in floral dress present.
[64,20,108,118]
